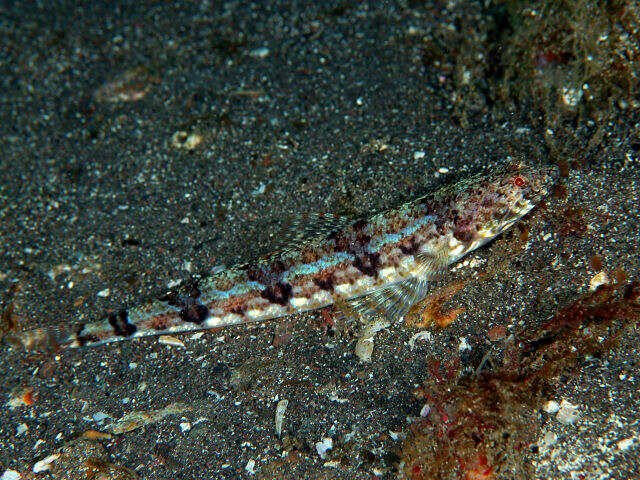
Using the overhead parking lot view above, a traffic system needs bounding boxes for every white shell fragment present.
[33,454,60,473]
[617,437,636,451]
[408,331,431,351]
[537,431,558,454]
[108,402,191,434]
[250,46,270,58]
[315,437,333,459]
[355,318,390,362]
[589,271,610,291]
[171,131,203,150]
[275,399,289,437]
[556,400,580,425]
[158,335,185,347]
[1,470,21,480]
[543,400,560,414]
[245,459,256,475]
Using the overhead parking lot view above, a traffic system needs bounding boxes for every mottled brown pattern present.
[246,259,287,285]
[329,230,353,252]
[352,252,381,278]
[399,237,422,256]
[149,313,179,331]
[179,304,209,324]
[313,272,337,291]
[261,282,293,306]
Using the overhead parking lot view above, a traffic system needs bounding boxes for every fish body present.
[17,163,558,350]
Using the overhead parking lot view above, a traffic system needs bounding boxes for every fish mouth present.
[530,165,560,196]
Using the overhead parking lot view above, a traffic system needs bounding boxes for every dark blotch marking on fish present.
[352,252,381,278]
[313,273,336,291]
[229,305,246,316]
[399,237,421,256]
[75,323,100,346]
[329,231,352,252]
[453,228,476,243]
[247,260,287,284]
[351,219,372,247]
[179,304,209,324]
[352,219,367,231]
[108,310,137,337]
[261,281,293,306]
[150,314,174,331]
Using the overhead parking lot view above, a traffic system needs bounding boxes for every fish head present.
[454,163,559,242]
[497,163,559,214]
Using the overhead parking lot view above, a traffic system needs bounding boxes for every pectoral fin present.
[336,277,430,323]
[336,245,450,323]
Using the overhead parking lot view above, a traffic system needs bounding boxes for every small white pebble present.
[437,167,450,174]
[249,46,269,58]
[179,422,191,432]
[543,400,560,414]
[315,437,333,459]
[92,412,110,423]
[413,151,426,160]
[458,337,471,352]
[33,454,60,473]
[556,400,580,425]
[1,470,21,480]
[96,288,110,298]
[158,335,185,347]
[589,271,610,291]
[128,362,138,370]
[275,399,288,437]
[16,423,28,436]
[245,459,256,475]
[251,183,266,195]
[538,431,558,454]
[617,437,635,450]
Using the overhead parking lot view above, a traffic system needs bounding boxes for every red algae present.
[399,281,640,479]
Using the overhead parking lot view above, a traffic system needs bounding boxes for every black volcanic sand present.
[1,1,639,479]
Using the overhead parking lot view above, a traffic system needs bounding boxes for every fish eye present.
[514,176,526,187]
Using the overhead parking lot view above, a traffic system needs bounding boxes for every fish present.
[12,163,558,350]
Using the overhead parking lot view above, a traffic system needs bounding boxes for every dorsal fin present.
[273,212,354,250]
